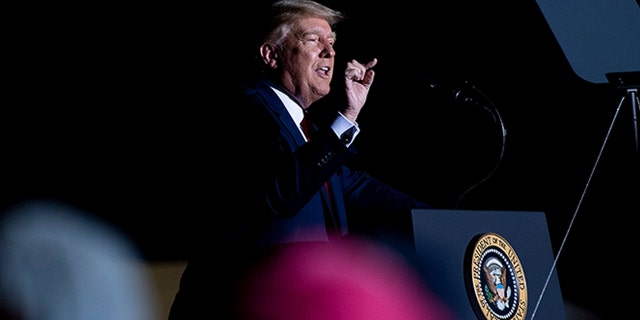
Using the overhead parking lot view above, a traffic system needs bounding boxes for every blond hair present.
[262,0,344,46]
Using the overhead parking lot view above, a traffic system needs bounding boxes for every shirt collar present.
[270,86,305,127]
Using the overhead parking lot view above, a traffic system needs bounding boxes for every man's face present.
[278,17,336,108]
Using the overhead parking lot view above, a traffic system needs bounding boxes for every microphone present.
[415,72,479,105]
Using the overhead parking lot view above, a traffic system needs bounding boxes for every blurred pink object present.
[237,237,458,320]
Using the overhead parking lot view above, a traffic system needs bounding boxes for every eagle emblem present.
[483,257,511,310]
[467,232,527,319]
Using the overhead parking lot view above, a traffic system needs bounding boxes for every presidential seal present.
[466,232,528,320]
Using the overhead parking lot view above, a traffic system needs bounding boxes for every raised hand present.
[343,58,378,122]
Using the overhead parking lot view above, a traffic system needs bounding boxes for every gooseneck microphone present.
[414,72,479,105]
[414,71,508,209]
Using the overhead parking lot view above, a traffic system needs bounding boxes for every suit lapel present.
[254,79,307,146]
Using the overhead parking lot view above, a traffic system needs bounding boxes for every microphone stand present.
[629,88,638,151]
[626,88,638,152]
[607,71,640,152]
[531,71,639,320]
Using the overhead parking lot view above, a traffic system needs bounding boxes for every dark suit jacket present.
[168,76,430,319]
[230,77,430,244]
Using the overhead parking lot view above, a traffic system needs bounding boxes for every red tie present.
[300,114,313,141]
[300,114,340,236]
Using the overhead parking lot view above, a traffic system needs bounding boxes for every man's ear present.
[259,43,278,69]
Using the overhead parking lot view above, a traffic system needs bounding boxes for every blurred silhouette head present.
[0,200,158,320]
[236,237,457,320]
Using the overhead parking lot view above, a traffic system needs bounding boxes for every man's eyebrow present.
[298,29,337,39]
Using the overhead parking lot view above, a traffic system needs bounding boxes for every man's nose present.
[321,42,335,58]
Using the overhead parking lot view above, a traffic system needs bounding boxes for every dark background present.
[4,1,639,317]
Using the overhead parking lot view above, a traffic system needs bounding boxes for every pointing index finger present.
[364,58,378,70]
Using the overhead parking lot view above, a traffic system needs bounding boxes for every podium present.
[411,209,566,320]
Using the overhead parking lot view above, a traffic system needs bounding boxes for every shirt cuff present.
[332,113,360,147]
